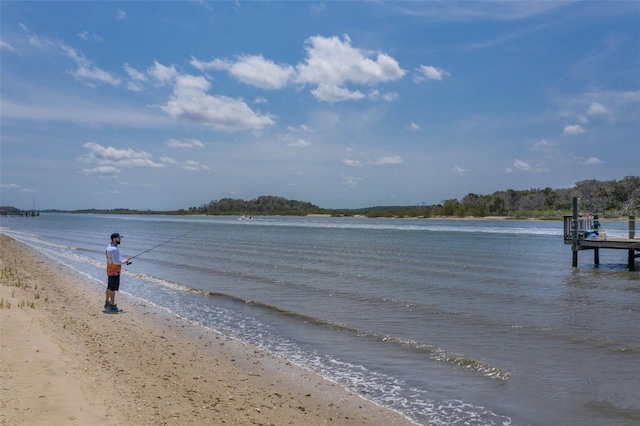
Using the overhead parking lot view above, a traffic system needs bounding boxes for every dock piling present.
[571,198,579,267]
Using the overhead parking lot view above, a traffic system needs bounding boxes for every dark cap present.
[111,233,122,240]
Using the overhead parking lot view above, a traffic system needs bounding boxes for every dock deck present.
[564,198,639,270]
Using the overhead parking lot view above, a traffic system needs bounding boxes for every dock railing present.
[565,197,638,270]
[563,215,595,241]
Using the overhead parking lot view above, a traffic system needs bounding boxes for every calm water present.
[1,214,638,425]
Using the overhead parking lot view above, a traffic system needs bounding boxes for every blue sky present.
[1,1,638,211]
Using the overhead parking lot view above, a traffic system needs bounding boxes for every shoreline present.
[0,234,413,425]
[12,211,631,223]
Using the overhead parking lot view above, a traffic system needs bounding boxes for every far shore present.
[11,209,633,223]
[304,214,631,222]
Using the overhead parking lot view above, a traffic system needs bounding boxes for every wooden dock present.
[564,198,639,270]
[0,210,39,217]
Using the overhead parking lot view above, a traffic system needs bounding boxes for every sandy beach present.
[0,234,413,426]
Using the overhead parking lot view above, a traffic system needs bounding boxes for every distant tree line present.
[183,176,637,219]
[7,176,637,219]
[0,206,40,217]
[0,206,23,215]
[189,195,325,216]
[344,176,639,219]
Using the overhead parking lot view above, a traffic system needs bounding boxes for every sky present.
[1,1,639,211]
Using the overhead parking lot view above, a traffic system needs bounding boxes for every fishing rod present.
[127,230,193,262]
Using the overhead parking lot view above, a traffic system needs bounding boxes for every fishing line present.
[127,230,193,261]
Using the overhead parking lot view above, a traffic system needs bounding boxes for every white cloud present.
[160,156,178,164]
[414,65,450,82]
[81,166,120,175]
[1,183,35,193]
[148,61,179,84]
[124,63,147,82]
[287,138,312,148]
[512,159,548,173]
[289,124,312,132]
[368,156,403,166]
[340,173,363,187]
[115,9,126,20]
[381,91,399,102]
[563,124,585,136]
[574,156,603,165]
[311,84,365,102]
[453,164,470,176]
[577,115,589,124]
[78,142,165,173]
[586,102,610,116]
[190,57,228,71]
[342,159,363,167]
[160,73,275,132]
[152,154,210,173]
[119,181,161,188]
[408,122,420,132]
[34,36,121,86]
[124,63,147,91]
[181,160,210,171]
[77,31,103,42]
[191,35,405,103]
[531,138,556,158]
[295,34,406,102]
[369,89,399,102]
[166,138,204,148]
[513,159,532,171]
[192,54,294,89]
[1,41,17,52]
[73,65,121,86]
[160,157,209,172]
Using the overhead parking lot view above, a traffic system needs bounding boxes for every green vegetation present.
[4,176,638,219]
[0,265,37,309]
[190,176,639,219]
[1,265,25,289]
[191,195,325,216]
[0,206,22,215]
[340,176,639,219]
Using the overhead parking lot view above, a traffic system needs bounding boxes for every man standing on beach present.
[105,233,131,312]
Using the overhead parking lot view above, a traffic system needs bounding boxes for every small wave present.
[381,336,512,381]
[123,271,512,381]
[245,218,561,236]
[614,346,640,355]
[1,230,76,250]
[430,348,511,380]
